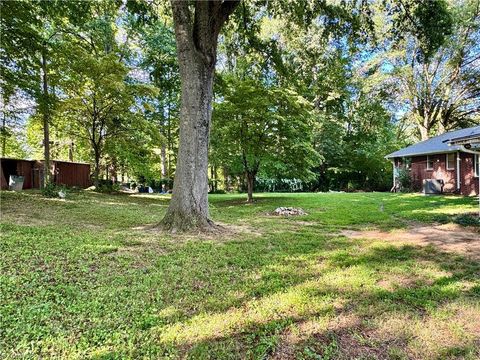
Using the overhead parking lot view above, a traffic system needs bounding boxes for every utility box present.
[423,179,444,194]
[9,175,24,191]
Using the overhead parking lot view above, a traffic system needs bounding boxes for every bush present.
[42,183,69,199]
[209,189,226,194]
[139,178,173,192]
[255,178,305,192]
[95,180,120,193]
[397,168,413,192]
[454,214,480,227]
[42,182,58,198]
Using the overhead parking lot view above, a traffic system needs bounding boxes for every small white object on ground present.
[58,191,66,199]
[272,207,307,216]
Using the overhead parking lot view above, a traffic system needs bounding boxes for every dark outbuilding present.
[1,158,91,190]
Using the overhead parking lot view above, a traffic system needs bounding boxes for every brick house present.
[386,126,480,196]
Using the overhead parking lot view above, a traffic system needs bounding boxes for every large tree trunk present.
[41,51,51,186]
[161,56,215,231]
[246,171,256,203]
[161,0,239,232]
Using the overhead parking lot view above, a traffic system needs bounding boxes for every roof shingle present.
[385,126,480,159]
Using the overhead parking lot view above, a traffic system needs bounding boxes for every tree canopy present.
[1,0,478,228]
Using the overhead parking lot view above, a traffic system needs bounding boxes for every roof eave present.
[385,148,461,159]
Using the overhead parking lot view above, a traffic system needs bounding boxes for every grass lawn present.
[1,190,479,359]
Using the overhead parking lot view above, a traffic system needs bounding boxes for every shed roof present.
[385,126,480,159]
[0,157,90,165]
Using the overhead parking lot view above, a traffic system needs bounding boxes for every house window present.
[475,154,479,177]
[426,155,434,170]
[446,153,455,170]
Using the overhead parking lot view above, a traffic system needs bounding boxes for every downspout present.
[456,151,461,192]
[392,160,396,192]
[457,146,480,218]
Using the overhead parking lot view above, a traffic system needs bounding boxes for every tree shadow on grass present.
[147,240,480,359]
[5,205,479,359]
[210,195,297,210]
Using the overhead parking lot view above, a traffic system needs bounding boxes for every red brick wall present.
[460,153,479,196]
[395,152,479,196]
[410,154,456,193]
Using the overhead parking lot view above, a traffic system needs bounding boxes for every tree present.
[138,18,180,184]
[160,0,240,232]
[1,0,50,183]
[60,51,156,187]
[1,0,93,184]
[55,3,158,187]
[212,76,319,202]
[368,0,477,140]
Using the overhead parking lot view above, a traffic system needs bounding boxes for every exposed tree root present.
[159,209,222,234]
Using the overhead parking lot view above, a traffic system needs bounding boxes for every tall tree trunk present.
[166,97,173,181]
[68,141,74,162]
[246,171,256,203]
[1,111,6,157]
[161,0,239,232]
[93,148,101,188]
[161,143,167,178]
[110,156,118,183]
[223,167,228,191]
[41,51,51,186]
[161,57,215,231]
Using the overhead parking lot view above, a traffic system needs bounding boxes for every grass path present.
[1,191,479,359]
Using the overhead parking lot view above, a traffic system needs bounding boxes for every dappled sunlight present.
[411,206,477,215]
[155,279,338,346]
[2,191,479,358]
[151,239,478,356]
[130,193,171,201]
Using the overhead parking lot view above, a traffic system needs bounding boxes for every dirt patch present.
[342,223,480,260]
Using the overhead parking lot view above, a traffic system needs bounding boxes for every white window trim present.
[426,155,434,170]
[446,153,455,170]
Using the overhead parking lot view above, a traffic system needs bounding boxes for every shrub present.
[454,214,480,227]
[95,180,120,193]
[255,178,305,192]
[209,189,226,194]
[397,168,413,192]
[42,183,69,199]
[42,182,58,198]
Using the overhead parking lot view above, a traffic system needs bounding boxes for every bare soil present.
[342,223,480,260]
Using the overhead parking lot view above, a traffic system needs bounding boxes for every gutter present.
[385,149,461,160]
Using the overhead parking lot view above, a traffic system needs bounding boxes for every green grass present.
[0,191,479,359]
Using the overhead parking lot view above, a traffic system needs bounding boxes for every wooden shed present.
[1,158,91,190]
